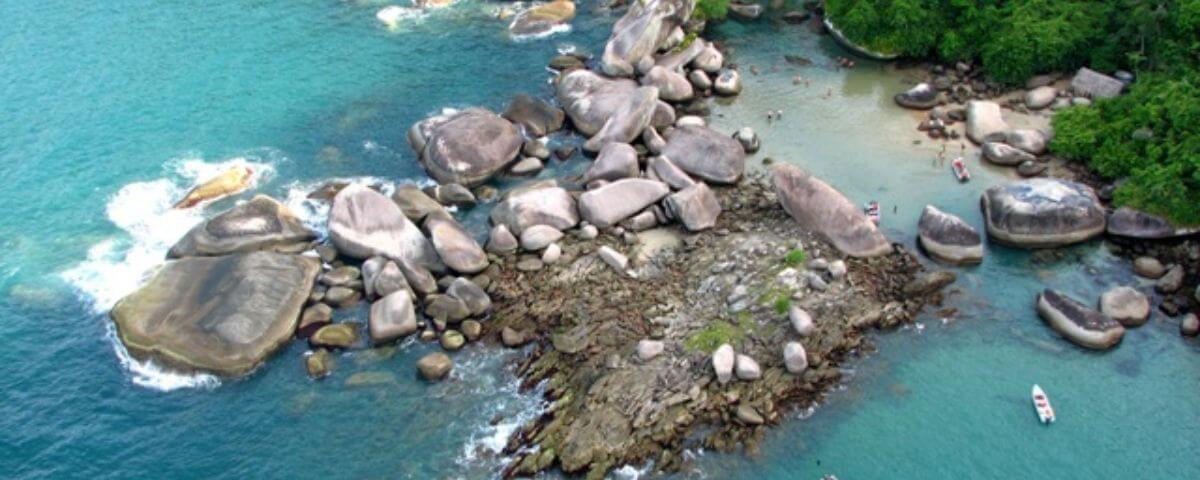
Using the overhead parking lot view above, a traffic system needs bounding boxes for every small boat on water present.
[1032,384,1055,424]
[864,201,881,224]
[951,156,970,182]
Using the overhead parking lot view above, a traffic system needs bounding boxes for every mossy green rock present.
[310,323,359,349]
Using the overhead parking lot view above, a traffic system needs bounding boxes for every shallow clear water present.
[1,3,1196,479]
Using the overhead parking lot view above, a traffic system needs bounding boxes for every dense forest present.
[816,0,1200,224]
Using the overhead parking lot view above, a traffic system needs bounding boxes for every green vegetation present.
[686,320,745,353]
[826,0,1200,224]
[693,0,730,21]
[773,296,792,315]
[783,248,806,267]
[1052,72,1200,225]
[674,31,699,53]
[825,0,1200,84]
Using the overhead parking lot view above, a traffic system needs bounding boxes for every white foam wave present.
[376,5,427,29]
[510,23,573,42]
[61,155,273,391]
[106,323,220,391]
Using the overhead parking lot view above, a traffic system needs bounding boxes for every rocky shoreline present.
[890,59,1199,345]
[484,174,945,478]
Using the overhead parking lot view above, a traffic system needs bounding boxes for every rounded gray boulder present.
[918,205,983,265]
[981,179,1106,248]
[1037,289,1125,350]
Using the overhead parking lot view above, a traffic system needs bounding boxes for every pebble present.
[541,243,562,264]
[516,257,544,271]
[637,339,665,361]
[828,260,847,279]
[597,246,628,272]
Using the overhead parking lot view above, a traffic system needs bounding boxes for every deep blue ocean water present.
[1,2,1196,479]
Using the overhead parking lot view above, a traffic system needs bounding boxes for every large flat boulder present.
[168,195,315,258]
[917,205,983,265]
[599,0,693,77]
[578,179,669,228]
[981,179,1106,248]
[490,185,579,234]
[111,252,319,376]
[328,184,442,271]
[660,126,745,184]
[1106,207,1200,240]
[772,165,891,258]
[1037,289,1125,350]
[409,108,523,187]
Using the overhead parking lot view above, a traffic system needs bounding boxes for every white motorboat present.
[1032,384,1055,424]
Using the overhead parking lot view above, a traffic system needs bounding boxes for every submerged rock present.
[917,205,983,265]
[1099,287,1150,327]
[409,108,523,187]
[111,252,319,376]
[894,83,940,110]
[661,126,745,184]
[772,165,890,258]
[1132,256,1166,279]
[1037,289,1125,350]
[305,349,332,379]
[981,179,1106,248]
[329,184,441,271]
[168,195,315,258]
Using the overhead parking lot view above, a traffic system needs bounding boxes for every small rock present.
[541,243,562,264]
[417,352,453,381]
[828,260,847,279]
[425,294,471,322]
[1156,265,1184,294]
[298,303,333,338]
[323,286,361,309]
[516,257,544,271]
[712,344,735,384]
[735,354,761,380]
[310,323,359,349]
[447,277,491,316]
[440,330,466,351]
[577,224,599,240]
[735,404,764,425]
[486,224,519,254]
[597,246,629,272]
[1181,313,1199,337]
[1133,257,1166,279]
[1099,287,1150,327]
[501,326,528,347]
[733,127,760,153]
[783,342,808,374]
[305,349,332,379]
[637,339,665,361]
[520,224,564,251]
[789,306,815,336]
[461,320,482,341]
[713,68,742,96]
[509,157,544,176]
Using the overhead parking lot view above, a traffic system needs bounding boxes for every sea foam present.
[62,155,273,391]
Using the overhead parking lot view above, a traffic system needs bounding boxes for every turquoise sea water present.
[1,2,1195,479]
